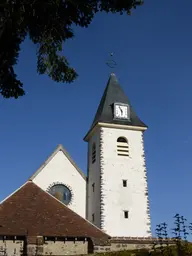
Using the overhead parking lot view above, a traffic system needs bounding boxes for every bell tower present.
[84,73,151,237]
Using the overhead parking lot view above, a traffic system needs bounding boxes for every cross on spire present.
[106,52,117,69]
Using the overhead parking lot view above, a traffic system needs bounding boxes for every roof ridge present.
[40,182,110,237]
[0,180,32,205]
[0,181,110,244]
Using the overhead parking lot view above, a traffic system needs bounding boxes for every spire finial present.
[106,52,117,70]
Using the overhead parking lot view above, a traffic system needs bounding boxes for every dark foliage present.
[151,214,192,256]
[0,0,144,98]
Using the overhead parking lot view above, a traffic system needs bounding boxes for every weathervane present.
[106,52,117,69]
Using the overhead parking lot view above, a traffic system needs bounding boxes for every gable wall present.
[32,150,86,218]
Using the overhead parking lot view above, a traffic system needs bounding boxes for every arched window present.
[92,143,96,164]
[117,137,129,156]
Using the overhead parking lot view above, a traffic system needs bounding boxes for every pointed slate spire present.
[85,73,147,140]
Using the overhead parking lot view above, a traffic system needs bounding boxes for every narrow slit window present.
[124,211,129,219]
[92,143,96,164]
[117,137,129,156]
[92,213,95,222]
[92,183,95,192]
[123,180,127,187]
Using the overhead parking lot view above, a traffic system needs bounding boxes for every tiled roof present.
[0,181,109,245]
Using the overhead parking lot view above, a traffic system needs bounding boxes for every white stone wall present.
[99,127,151,237]
[86,127,101,228]
[33,150,86,218]
[43,240,88,255]
[0,239,24,256]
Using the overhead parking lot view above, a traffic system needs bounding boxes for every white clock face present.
[115,104,128,119]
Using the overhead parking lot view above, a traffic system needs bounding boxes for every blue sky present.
[0,0,192,237]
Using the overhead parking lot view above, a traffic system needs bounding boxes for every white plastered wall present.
[86,128,101,228]
[100,127,151,237]
[87,125,151,237]
[32,150,86,218]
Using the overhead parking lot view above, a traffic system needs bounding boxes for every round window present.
[48,184,72,205]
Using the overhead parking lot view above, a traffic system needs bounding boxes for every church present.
[0,73,155,256]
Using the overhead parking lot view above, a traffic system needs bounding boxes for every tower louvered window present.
[117,137,129,156]
[92,143,96,163]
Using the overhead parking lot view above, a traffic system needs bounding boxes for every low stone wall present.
[27,236,89,256]
[94,237,176,253]
[0,236,90,256]
[0,236,24,256]
[0,236,176,256]
[43,240,88,255]
[94,243,151,253]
